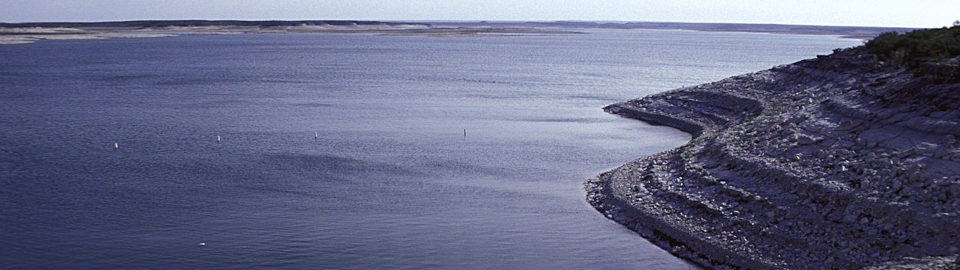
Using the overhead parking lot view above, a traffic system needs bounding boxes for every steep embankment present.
[587,47,960,269]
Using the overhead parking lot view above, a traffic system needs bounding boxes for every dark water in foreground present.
[0,30,860,269]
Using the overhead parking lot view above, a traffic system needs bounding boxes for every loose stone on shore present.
[588,47,960,269]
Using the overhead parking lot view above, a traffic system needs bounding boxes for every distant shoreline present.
[430,21,916,39]
[0,20,916,44]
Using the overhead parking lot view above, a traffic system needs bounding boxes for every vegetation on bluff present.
[864,25,960,64]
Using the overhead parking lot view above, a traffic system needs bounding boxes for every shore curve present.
[588,48,960,269]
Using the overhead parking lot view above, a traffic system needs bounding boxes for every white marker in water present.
[217,135,220,143]
[199,242,205,246]
[114,142,118,149]
[315,132,318,139]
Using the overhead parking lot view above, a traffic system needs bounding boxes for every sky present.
[1,0,956,28]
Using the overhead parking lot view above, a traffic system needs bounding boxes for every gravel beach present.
[587,48,960,269]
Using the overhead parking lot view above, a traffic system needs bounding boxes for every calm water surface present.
[0,29,860,269]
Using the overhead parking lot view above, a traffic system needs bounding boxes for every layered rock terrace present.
[587,49,960,269]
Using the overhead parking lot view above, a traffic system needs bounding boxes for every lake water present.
[0,29,860,269]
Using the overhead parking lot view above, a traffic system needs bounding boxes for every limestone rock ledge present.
[587,49,960,269]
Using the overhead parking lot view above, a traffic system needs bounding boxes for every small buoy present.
[199,243,205,246]
[315,132,318,139]
[114,142,118,149]
[217,135,220,143]
[464,129,466,137]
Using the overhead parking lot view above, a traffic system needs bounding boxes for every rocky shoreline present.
[587,48,960,269]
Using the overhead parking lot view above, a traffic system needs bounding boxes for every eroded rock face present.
[588,49,960,269]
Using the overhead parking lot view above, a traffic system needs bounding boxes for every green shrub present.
[865,25,960,63]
